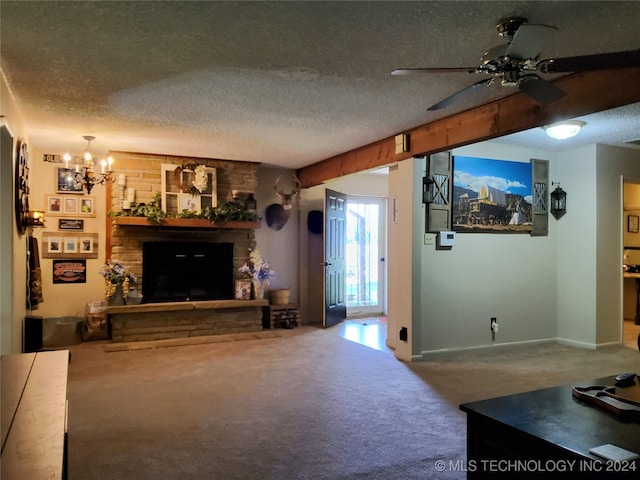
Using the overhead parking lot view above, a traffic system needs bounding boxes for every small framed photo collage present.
[42,232,98,259]
[40,158,100,264]
[46,194,96,217]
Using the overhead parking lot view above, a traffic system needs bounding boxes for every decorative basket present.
[270,288,290,305]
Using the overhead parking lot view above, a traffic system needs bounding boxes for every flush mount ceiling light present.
[542,120,586,140]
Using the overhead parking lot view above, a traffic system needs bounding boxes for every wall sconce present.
[422,176,434,204]
[542,120,586,140]
[550,182,567,219]
[27,210,45,227]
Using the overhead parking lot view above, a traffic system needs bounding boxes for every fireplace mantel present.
[113,216,261,229]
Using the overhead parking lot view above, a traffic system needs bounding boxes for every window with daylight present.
[346,197,386,315]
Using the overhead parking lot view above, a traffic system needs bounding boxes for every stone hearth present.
[106,300,268,343]
[104,152,264,342]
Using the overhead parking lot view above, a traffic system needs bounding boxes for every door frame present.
[345,195,387,318]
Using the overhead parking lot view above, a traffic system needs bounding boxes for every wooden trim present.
[112,216,260,229]
[105,181,112,261]
[297,68,640,188]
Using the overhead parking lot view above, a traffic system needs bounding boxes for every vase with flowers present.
[239,248,276,299]
[99,259,137,306]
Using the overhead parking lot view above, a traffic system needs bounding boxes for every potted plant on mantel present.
[109,193,261,228]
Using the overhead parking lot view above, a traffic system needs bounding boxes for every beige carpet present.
[66,326,640,479]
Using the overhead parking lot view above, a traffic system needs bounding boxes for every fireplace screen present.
[142,241,234,303]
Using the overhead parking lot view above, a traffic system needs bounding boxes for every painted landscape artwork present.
[452,156,532,233]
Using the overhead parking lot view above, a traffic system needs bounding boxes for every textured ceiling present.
[2,1,639,169]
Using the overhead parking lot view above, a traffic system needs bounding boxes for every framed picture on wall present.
[42,232,98,259]
[56,167,84,194]
[52,259,87,284]
[80,237,94,253]
[47,195,63,214]
[629,215,639,233]
[452,155,533,234]
[59,219,84,231]
[48,236,62,253]
[63,197,78,214]
[63,237,78,253]
[80,198,94,215]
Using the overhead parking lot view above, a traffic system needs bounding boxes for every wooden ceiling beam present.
[297,68,640,188]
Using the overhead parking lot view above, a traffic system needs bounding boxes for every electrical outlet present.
[424,233,435,245]
[399,327,408,342]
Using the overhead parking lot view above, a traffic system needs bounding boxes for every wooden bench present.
[1,350,69,479]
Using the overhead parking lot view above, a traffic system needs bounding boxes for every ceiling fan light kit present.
[543,120,586,140]
[392,17,640,111]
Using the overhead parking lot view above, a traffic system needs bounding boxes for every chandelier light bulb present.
[63,135,115,194]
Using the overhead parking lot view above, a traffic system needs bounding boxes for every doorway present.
[622,179,640,350]
[345,196,387,318]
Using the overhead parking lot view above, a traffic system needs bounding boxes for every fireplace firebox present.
[142,241,234,303]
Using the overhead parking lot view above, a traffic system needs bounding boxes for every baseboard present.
[556,337,597,350]
[418,337,558,359]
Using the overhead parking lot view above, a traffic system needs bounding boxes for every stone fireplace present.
[106,151,261,294]
[104,152,267,343]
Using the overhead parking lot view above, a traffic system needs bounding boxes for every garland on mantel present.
[174,163,208,195]
[109,193,260,224]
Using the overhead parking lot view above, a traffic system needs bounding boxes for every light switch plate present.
[424,233,435,245]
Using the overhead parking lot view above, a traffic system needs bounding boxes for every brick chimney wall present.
[106,152,260,292]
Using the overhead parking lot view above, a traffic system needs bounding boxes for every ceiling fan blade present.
[518,75,566,105]
[505,24,557,60]
[427,79,494,111]
[391,67,476,75]
[539,49,640,73]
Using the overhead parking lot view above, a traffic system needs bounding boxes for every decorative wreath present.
[174,164,208,194]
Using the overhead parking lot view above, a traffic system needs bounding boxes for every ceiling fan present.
[392,17,640,111]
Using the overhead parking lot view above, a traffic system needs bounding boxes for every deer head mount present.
[266,174,301,231]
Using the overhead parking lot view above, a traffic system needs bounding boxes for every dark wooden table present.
[460,376,640,479]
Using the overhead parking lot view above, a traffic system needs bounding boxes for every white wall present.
[254,166,300,303]
[554,145,598,347]
[1,72,28,354]
[595,145,640,345]
[417,142,558,354]
[387,160,421,361]
[26,147,109,319]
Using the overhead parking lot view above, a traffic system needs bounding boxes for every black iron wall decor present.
[550,182,567,219]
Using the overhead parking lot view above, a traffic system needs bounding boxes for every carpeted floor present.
[66,326,640,479]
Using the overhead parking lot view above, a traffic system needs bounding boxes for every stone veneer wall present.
[107,152,260,293]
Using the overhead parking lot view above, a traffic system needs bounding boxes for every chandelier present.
[62,136,115,194]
